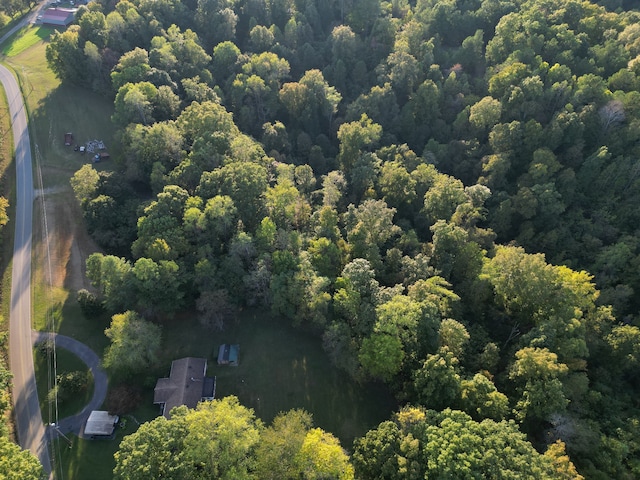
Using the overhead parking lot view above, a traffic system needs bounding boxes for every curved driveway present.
[32,332,108,437]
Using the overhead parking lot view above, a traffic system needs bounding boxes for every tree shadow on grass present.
[33,342,95,423]
[28,84,118,174]
[2,26,55,57]
[161,309,399,447]
[43,296,110,359]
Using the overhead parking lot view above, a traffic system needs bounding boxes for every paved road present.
[1,4,114,478]
[0,62,51,472]
[1,13,111,479]
[32,332,108,437]
[0,4,53,473]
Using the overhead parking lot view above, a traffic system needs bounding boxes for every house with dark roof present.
[41,8,75,26]
[153,357,216,418]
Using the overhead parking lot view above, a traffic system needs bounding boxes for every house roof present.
[203,377,216,399]
[41,8,75,26]
[84,410,118,436]
[153,357,208,417]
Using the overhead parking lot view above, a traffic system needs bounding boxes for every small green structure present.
[217,344,239,366]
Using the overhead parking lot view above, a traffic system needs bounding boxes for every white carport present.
[84,410,119,437]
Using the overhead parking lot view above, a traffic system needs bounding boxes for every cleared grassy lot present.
[158,310,396,446]
[2,25,54,57]
[53,309,397,480]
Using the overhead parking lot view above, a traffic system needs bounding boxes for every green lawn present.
[6,39,119,186]
[33,345,94,423]
[157,310,397,446]
[41,292,111,357]
[2,26,54,57]
[51,420,138,480]
[53,310,397,480]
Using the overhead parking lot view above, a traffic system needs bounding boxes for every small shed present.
[84,410,119,437]
[217,344,239,366]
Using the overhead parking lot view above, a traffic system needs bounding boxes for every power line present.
[34,144,63,480]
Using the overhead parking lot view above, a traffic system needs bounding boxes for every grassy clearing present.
[158,309,397,447]
[2,26,53,57]
[2,24,112,447]
[6,40,119,187]
[32,274,69,332]
[33,345,94,422]
[28,83,119,184]
[54,291,110,356]
[6,34,114,350]
[31,190,110,356]
[54,309,397,480]
[50,421,137,480]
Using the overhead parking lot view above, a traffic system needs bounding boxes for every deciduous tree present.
[183,397,262,480]
[86,253,134,312]
[103,311,162,380]
[70,164,100,207]
[509,347,569,425]
[114,408,191,479]
[255,409,313,480]
[353,407,557,479]
[295,428,354,480]
[413,348,462,410]
[337,114,382,172]
[46,27,87,85]
[0,438,44,480]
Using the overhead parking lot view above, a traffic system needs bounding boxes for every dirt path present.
[33,172,99,292]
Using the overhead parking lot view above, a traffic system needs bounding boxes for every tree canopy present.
[352,407,560,479]
[114,398,352,480]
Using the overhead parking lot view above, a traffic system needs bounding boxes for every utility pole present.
[49,423,72,449]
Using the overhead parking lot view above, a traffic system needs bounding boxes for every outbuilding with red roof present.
[41,8,75,27]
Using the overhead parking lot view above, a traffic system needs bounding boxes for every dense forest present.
[44,0,640,477]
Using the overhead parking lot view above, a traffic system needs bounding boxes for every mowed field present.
[55,310,397,480]
[2,24,397,479]
[159,310,397,446]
